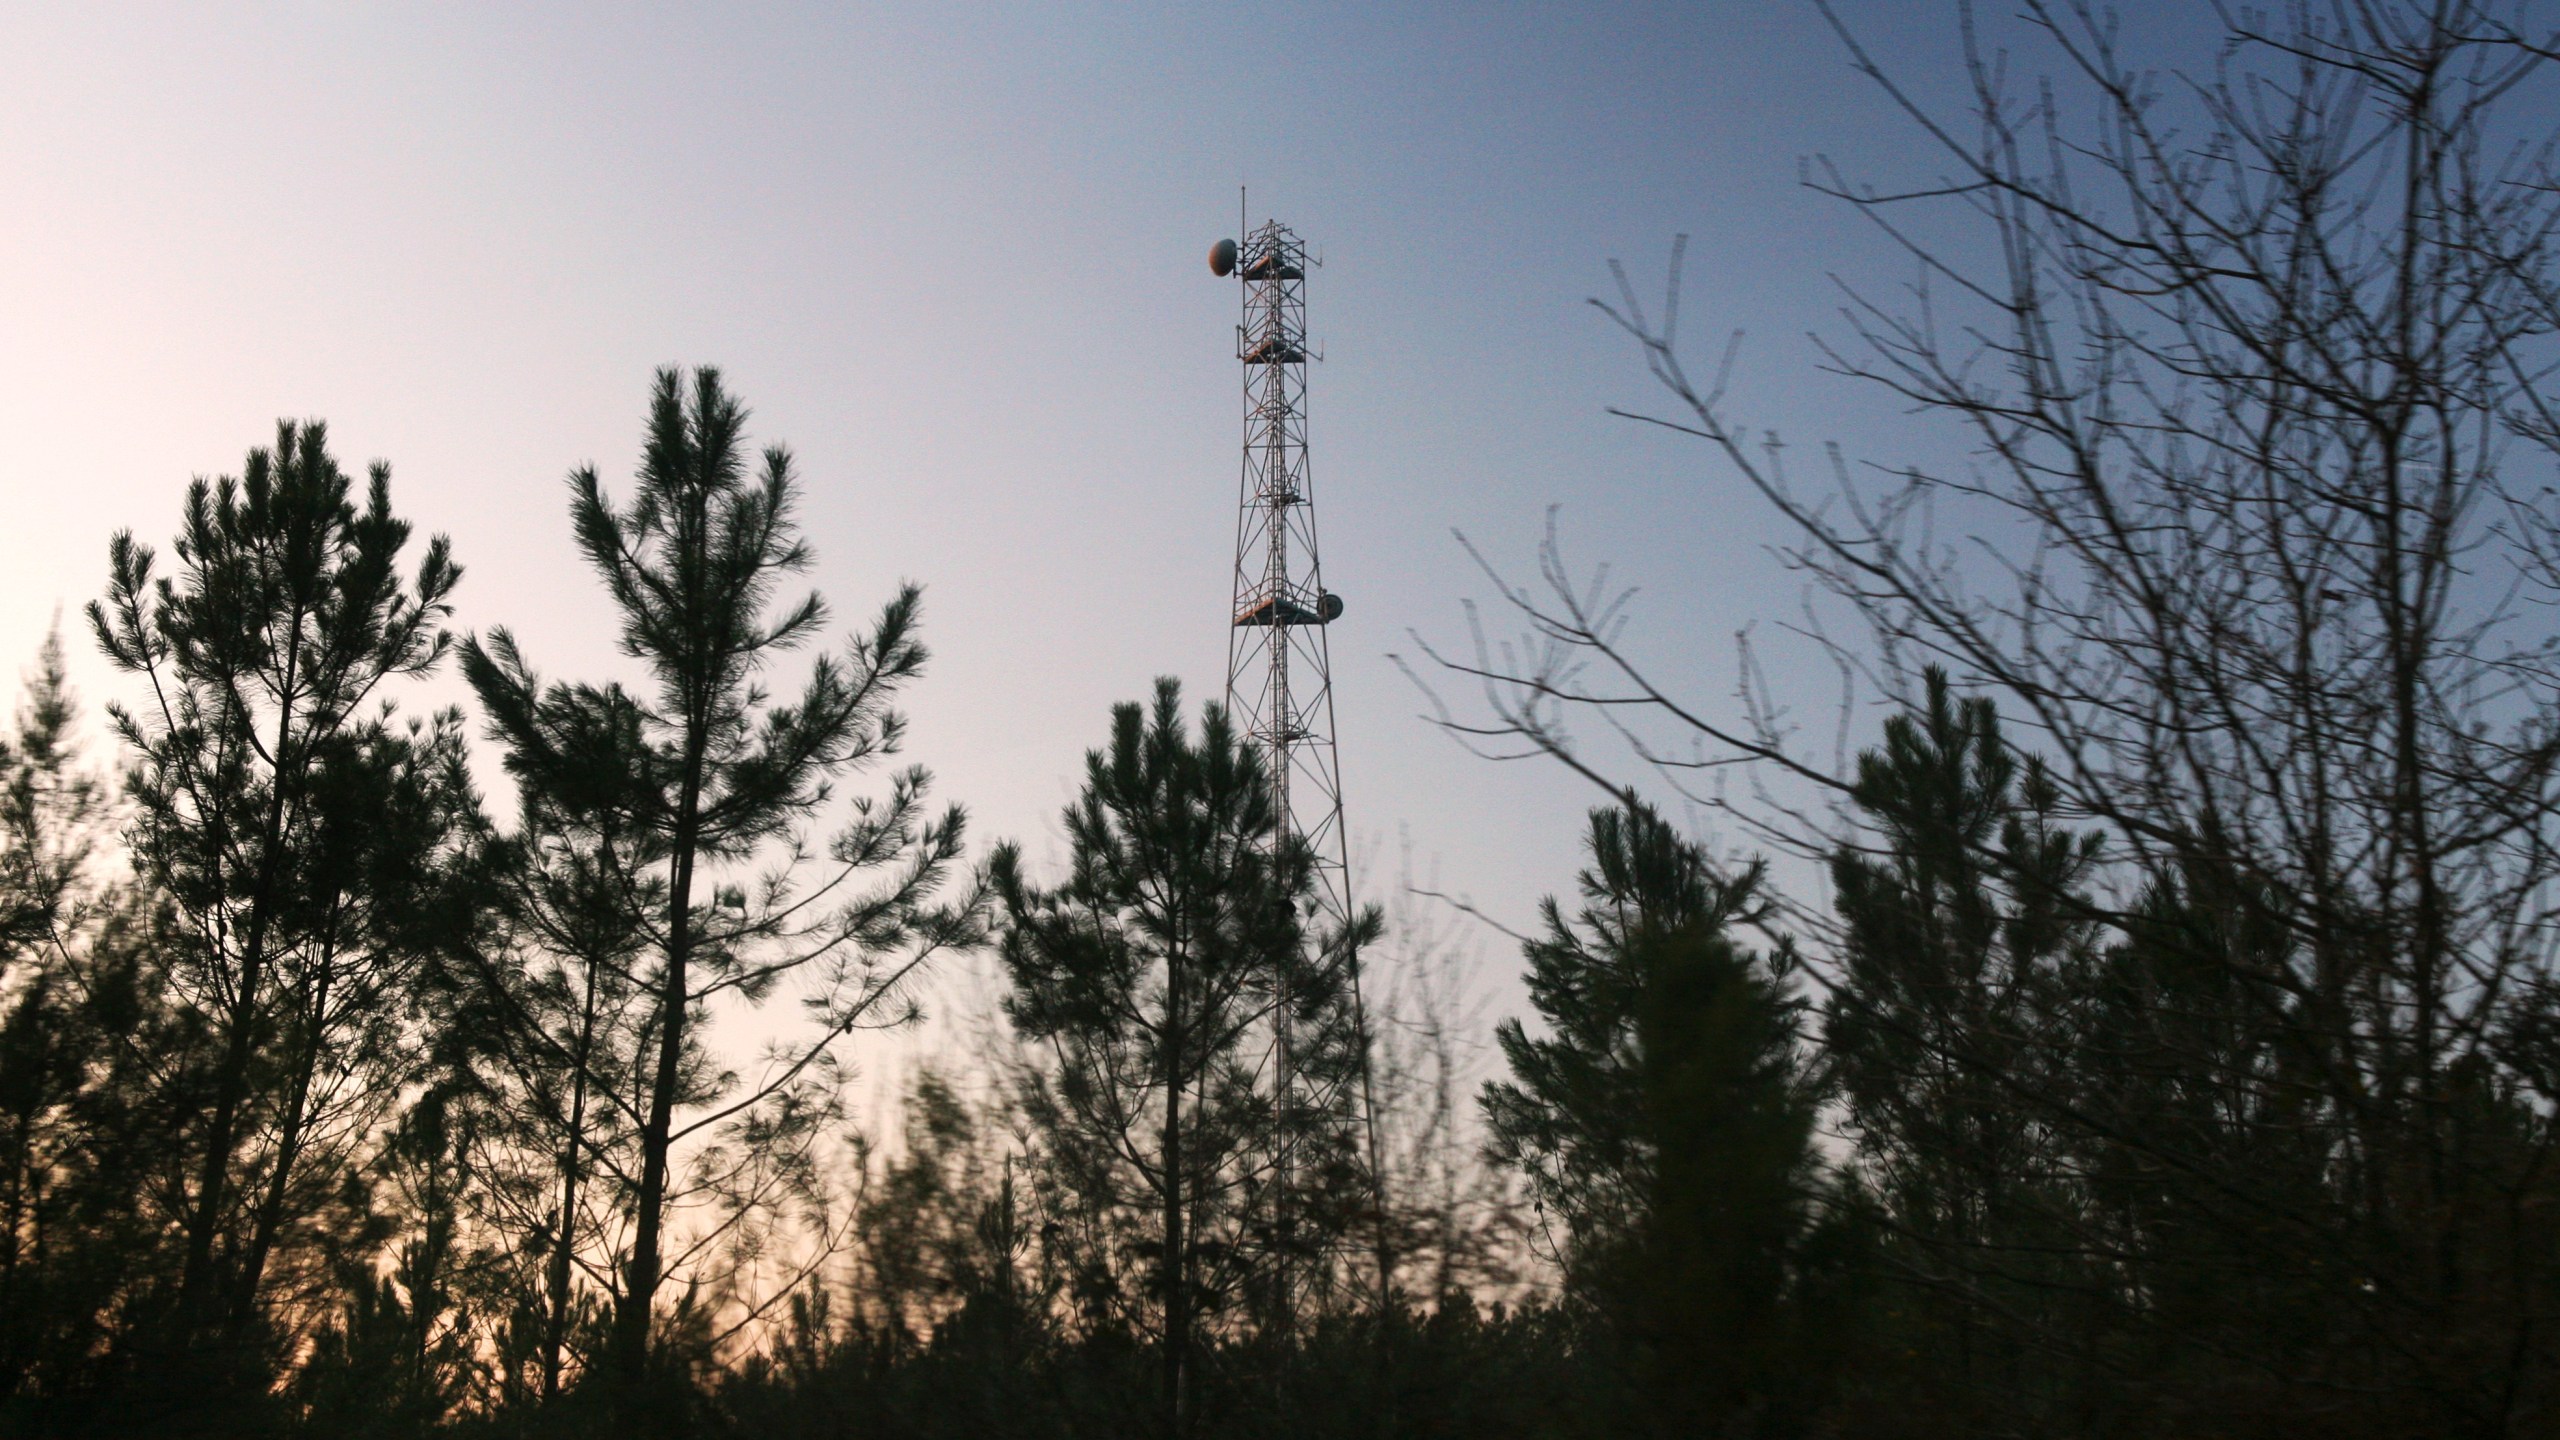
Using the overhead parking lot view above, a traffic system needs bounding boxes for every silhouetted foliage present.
[460,367,977,1426]
[1419,2,2560,1435]
[0,631,167,1423]
[992,679,1381,1438]
[1485,800,1850,1437]
[81,421,478,1426]
[23,7,2560,1434]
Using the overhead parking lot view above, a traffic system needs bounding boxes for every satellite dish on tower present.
[1209,237,1238,277]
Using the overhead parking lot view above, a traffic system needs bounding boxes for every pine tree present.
[1823,669,2105,1427]
[289,1078,493,1437]
[0,631,152,1414]
[464,797,657,1407]
[89,422,474,1400]
[462,367,974,1410]
[0,630,109,975]
[994,679,1377,1439]
[1483,800,1836,1437]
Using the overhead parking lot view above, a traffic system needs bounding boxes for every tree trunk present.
[543,963,603,1401]
[179,627,308,1345]
[617,774,700,1385]
[1162,947,1187,1440]
[226,933,339,1338]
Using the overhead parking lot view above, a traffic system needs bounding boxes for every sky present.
[0,2,2201,1047]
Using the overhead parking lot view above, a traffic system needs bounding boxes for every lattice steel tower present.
[1215,219,1350,919]
[1210,216,1390,1310]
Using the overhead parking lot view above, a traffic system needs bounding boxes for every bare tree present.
[1365,843,1533,1315]
[1415,2,2560,1431]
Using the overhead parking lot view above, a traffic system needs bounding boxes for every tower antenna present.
[1210,215,1393,1315]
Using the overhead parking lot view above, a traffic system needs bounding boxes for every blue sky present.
[0,3,2208,1023]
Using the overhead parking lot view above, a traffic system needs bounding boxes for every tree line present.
[1,366,1528,1440]
[11,2,2560,1436]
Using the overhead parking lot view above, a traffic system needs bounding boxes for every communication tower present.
[1209,216,1389,1307]
[1214,221,1350,918]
